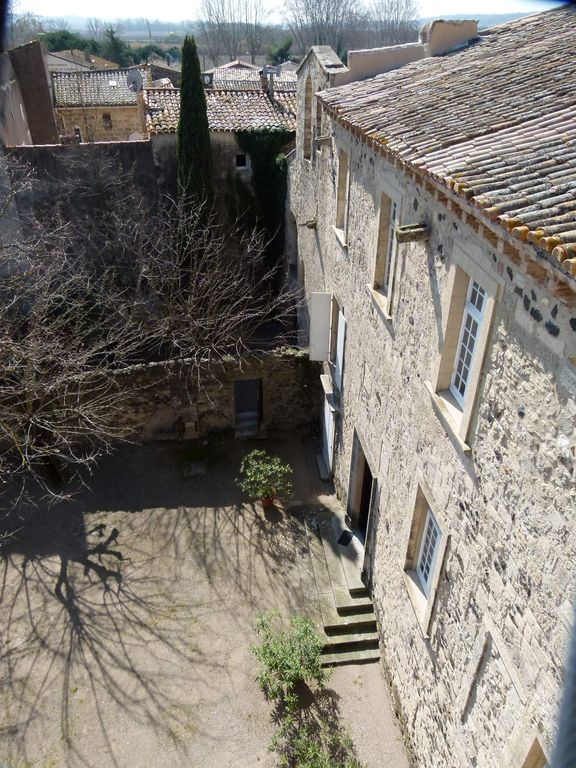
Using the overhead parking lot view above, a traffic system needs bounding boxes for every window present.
[331,303,346,394]
[427,258,498,451]
[449,280,486,407]
[303,76,312,160]
[308,292,346,394]
[103,113,113,130]
[403,483,447,633]
[372,192,399,315]
[335,149,350,244]
[235,153,249,169]
[415,509,441,596]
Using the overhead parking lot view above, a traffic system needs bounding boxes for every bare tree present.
[5,5,44,49]
[368,0,419,46]
[0,150,295,502]
[242,0,269,64]
[198,0,244,64]
[283,0,357,56]
[198,0,270,66]
[85,17,104,41]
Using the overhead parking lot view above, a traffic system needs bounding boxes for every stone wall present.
[55,105,146,142]
[114,349,320,441]
[289,55,576,768]
[7,140,165,202]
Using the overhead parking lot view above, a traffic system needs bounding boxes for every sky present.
[14,0,565,25]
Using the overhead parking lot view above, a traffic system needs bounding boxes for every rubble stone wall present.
[289,60,576,768]
[115,349,320,441]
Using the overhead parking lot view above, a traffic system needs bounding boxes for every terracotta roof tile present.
[52,67,151,107]
[319,7,576,271]
[208,67,297,92]
[144,88,296,134]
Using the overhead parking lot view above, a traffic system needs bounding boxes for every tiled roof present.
[209,67,297,92]
[52,67,151,107]
[319,7,576,272]
[144,88,297,134]
[203,59,260,73]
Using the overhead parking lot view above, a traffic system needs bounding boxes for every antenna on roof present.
[127,70,143,92]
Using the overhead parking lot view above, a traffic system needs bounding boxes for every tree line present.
[6,0,418,67]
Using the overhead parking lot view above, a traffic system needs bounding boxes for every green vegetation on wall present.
[229,128,293,274]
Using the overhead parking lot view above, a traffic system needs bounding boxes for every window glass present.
[450,280,486,407]
[416,509,441,595]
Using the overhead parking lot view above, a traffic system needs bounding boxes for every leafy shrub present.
[237,450,293,501]
[271,719,365,768]
[252,610,328,709]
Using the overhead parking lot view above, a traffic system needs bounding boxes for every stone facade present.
[289,46,576,768]
[114,349,320,441]
[55,105,146,143]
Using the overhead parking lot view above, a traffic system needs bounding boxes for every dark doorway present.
[348,433,377,546]
[234,379,262,437]
[358,458,374,539]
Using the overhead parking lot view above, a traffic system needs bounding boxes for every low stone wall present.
[115,348,320,441]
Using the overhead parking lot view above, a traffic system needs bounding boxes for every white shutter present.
[309,292,332,361]
[334,310,346,391]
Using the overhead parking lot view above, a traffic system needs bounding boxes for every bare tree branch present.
[0,148,296,503]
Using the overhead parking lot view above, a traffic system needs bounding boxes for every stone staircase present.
[301,510,380,668]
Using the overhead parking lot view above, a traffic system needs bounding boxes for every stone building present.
[45,49,119,73]
[142,66,296,187]
[289,7,576,768]
[51,67,151,142]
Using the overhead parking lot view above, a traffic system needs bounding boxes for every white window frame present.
[333,309,346,393]
[415,508,441,596]
[426,252,500,452]
[381,199,398,299]
[449,279,486,408]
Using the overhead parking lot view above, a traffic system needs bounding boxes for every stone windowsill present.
[366,285,393,325]
[333,226,348,251]
[424,381,471,454]
[402,569,430,638]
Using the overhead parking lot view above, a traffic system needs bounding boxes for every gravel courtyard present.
[1,436,410,768]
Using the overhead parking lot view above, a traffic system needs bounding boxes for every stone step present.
[349,585,370,598]
[320,599,377,633]
[324,616,377,635]
[326,517,366,596]
[319,526,349,593]
[321,647,382,668]
[333,587,374,615]
[322,631,380,653]
[305,522,333,597]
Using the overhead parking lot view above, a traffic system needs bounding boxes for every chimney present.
[260,68,275,103]
[420,19,479,57]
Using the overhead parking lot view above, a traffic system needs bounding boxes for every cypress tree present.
[177,35,213,205]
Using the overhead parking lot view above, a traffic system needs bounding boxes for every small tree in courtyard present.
[177,35,213,205]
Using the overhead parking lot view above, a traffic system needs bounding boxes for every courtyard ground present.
[1,435,410,768]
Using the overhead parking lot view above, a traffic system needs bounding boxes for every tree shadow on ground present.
[0,436,335,767]
[0,502,215,768]
[270,685,364,768]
